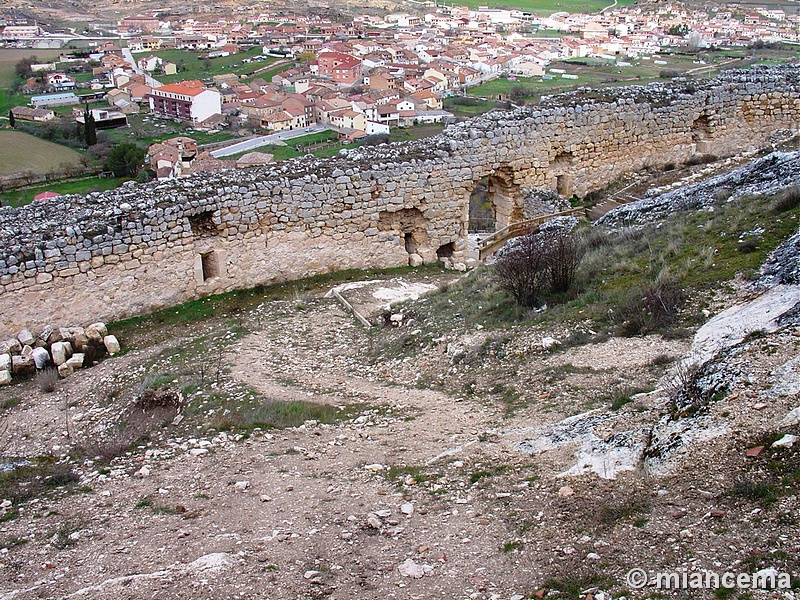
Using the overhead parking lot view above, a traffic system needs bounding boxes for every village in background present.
[0,0,798,204]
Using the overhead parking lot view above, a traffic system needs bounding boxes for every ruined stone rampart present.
[1,66,799,334]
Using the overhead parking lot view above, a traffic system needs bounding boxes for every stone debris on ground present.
[0,322,119,385]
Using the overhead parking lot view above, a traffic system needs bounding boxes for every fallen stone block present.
[50,342,71,366]
[70,328,89,348]
[17,329,34,347]
[43,326,62,345]
[86,322,107,343]
[0,353,10,372]
[0,339,21,355]
[103,335,120,356]
[0,370,10,385]
[31,347,50,370]
[66,353,85,369]
[11,355,35,376]
[57,363,73,378]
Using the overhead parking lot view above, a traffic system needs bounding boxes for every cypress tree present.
[84,106,97,146]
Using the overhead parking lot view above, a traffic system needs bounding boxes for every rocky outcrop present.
[597,151,800,228]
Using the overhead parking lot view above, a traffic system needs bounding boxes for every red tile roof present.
[155,80,207,96]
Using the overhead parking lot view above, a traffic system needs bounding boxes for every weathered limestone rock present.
[69,328,89,348]
[31,347,50,370]
[103,335,120,356]
[0,370,10,385]
[0,339,21,355]
[86,322,107,343]
[57,363,73,378]
[11,354,34,376]
[17,329,34,347]
[43,326,62,345]
[50,341,71,366]
[408,253,423,267]
[0,353,10,372]
[66,353,85,370]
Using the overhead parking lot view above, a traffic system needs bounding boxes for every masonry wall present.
[1,66,799,334]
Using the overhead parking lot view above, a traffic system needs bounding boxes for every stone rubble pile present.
[0,322,120,385]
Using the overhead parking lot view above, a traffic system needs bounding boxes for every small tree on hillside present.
[297,51,316,64]
[104,142,146,178]
[14,56,38,79]
[8,110,15,128]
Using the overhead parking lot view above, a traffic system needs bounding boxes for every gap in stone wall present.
[189,210,217,236]
[379,208,429,255]
[436,242,455,259]
[468,178,495,232]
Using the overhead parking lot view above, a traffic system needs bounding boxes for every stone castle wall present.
[1,66,799,334]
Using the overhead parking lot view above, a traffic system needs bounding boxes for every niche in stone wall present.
[189,210,217,236]
[468,178,494,232]
[436,242,454,259]
[194,249,227,285]
[691,114,713,154]
[691,115,711,142]
[548,151,574,197]
[378,208,429,255]
[201,252,218,281]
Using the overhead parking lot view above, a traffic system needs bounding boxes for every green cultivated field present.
[0,49,64,116]
[468,48,800,104]
[0,176,123,208]
[102,114,238,146]
[149,48,281,84]
[0,48,62,87]
[0,131,83,176]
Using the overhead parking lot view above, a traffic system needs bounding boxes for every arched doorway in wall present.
[468,166,524,233]
[547,151,575,197]
[468,178,495,232]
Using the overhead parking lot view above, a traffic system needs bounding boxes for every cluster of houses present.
[6,1,799,182]
[113,2,800,61]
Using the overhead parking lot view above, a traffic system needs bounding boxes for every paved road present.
[210,125,330,157]
[121,48,162,88]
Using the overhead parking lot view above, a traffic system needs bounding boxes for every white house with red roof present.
[148,80,222,123]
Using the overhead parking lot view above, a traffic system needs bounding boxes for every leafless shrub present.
[665,360,712,417]
[714,187,733,203]
[616,277,684,336]
[649,353,674,367]
[546,229,585,293]
[36,368,59,393]
[494,234,551,307]
[134,387,183,412]
[494,229,585,307]
[773,185,800,213]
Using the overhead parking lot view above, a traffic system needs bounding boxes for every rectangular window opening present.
[200,251,218,281]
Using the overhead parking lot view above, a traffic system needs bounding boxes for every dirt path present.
[1,271,798,600]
